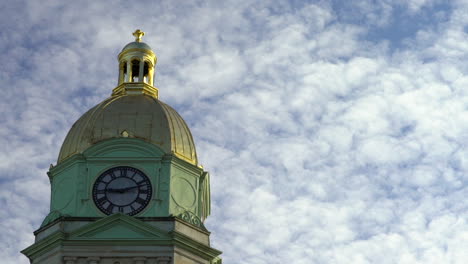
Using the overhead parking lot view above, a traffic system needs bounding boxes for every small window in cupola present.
[143,61,150,83]
[131,59,140,82]
[120,61,127,84]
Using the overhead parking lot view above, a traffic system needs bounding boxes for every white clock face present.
[92,166,152,216]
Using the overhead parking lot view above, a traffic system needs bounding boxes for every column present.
[148,66,154,86]
[126,61,132,82]
[138,59,144,82]
[119,63,124,85]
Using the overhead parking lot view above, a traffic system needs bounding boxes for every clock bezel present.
[92,166,153,216]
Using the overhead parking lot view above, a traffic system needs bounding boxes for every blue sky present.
[2,0,468,263]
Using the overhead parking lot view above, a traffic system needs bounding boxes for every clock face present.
[92,166,152,216]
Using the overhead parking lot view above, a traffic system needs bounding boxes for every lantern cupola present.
[112,29,159,98]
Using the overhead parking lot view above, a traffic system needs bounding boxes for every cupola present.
[112,29,159,98]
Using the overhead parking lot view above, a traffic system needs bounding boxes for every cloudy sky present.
[2,0,468,263]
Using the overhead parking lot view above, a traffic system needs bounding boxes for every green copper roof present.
[58,94,197,165]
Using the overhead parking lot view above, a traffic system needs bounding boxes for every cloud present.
[2,0,468,264]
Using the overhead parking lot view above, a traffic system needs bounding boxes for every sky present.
[1,0,468,263]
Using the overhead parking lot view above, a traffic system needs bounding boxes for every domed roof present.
[121,41,153,52]
[58,94,197,165]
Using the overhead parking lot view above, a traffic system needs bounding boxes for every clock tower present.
[22,30,222,264]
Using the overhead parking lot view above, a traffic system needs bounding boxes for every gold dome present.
[58,94,197,165]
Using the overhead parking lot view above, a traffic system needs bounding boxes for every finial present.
[132,29,145,42]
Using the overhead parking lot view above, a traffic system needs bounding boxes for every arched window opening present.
[121,62,127,83]
[131,59,140,82]
[143,61,150,83]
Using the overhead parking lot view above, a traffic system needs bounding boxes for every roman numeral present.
[118,207,124,213]
[121,168,127,177]
[136,198,146,205]
[96,189,106,194]
[139,189,149,194]
[97,197,107,204]
[107,204,114,212]
[102,176,111,183]
[136,180,148,186]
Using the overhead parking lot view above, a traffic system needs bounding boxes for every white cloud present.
[3,1,468,264]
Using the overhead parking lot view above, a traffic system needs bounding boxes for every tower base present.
[22,214,222,264]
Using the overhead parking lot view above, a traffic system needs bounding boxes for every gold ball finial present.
[132,29,145,42]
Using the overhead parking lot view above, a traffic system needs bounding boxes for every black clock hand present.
[121,186,138,192]
[106,188,126,193]
[107,186,138,193]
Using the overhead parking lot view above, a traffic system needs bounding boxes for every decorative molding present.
[49,153,86,177]
[112,82,159,98]
[156,256,171,264]
[21,231,66,260]
[176,211,207,231]
[171,230,222,260]
[164,154,203,175]
[133,257,147,264]
[87,257,100,264]
[211,257,223,264]
[61,256,173,264]
[171,177,196,209]
[23,216,222,263]
[70,213,170,240]
[83,138,165,160]
[199,171,211,221]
